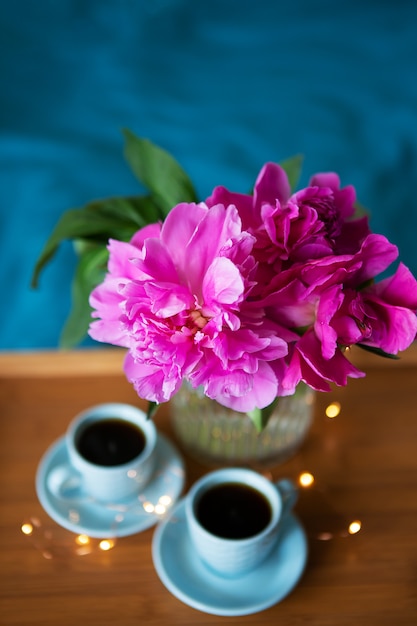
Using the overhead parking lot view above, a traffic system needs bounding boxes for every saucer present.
[36,434,185,538]
[152,499,308,616]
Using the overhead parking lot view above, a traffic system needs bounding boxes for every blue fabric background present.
[1,0,417,349]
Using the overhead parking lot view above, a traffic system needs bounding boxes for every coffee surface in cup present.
[195,482,272,539]
[76,418,146,466]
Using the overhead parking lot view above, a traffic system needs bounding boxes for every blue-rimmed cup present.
[48,403,157,503]
[186,468,297,577]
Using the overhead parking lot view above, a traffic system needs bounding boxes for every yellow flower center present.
[189,309,209,329]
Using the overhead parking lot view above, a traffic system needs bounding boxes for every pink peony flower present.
[89,201,288,411]
[359,263,417,354]
[89,160,417,413]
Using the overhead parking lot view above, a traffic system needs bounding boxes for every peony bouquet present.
[33,130,417,427]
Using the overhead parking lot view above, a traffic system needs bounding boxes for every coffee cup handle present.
[275,478,298,519]
[47,464,85,501]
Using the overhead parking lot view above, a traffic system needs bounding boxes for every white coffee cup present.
[186,468,297,577]
[48,403,157,503]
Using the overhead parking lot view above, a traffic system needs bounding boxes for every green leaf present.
[32,195,156,288]
[247,398,279,433]
[356,343,400,360]
[86,194,161,228]
[279,154,304,191]
[122,129,198,215]
[353,200,370,218]
[59,245,109,348]
[146,401,160,420]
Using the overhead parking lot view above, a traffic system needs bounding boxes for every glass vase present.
[170,383,315,468]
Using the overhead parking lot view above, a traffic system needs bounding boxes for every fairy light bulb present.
[348,520,362,534]
[325,402,341,418]
[299,472,315,487]
[75,534,90,546]
[21,523,33,536]
[99,539,115,551]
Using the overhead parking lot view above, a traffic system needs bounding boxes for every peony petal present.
[124,352,182,403]
[130,223,162,249]
[309,172,341,190]
[107,239,143,280]
[184,203,243,294]
[363,300,417,353]
[350,234,399,285]
[137,237,179,282]
[373,262,417,309]
[160,202,208,276]
[280,350,304,393]
[202,257,244,308]
[315,285,344,359]
[335,216,370,254]
[254,163,290,208]
[206,361,278,412]
[297,330,365,387]
[205,186,256,230]
[144,282,194,317]
[88,319,130,348]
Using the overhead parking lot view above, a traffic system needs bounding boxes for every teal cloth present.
[1,0,417,348]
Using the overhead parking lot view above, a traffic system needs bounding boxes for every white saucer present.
[36,434,185,538]
[152,498,308,616]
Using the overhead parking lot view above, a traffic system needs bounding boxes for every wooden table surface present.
[1,346,416,626]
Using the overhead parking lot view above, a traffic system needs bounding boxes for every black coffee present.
[195,482,272,540]
[76,418,146,466]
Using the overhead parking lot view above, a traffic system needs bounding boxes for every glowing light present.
[299,472,315,487]
[143,501,155,513]
[325,402,341,418]
[159,495,172,507]
[75,534,90,546]
[348,520,362,534]
[21,523,33,536]
[154,504,166,516]
[99,539,115,551]
[127,469,137,478]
